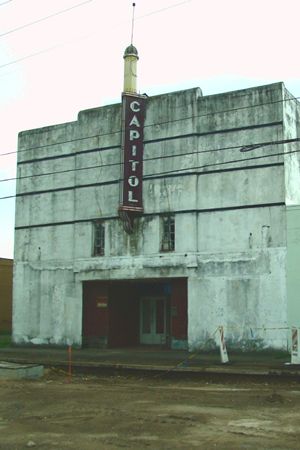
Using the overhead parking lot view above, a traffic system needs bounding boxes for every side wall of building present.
[287,206,300,328]
[283,87,300,332]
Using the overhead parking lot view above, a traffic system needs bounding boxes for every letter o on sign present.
[128,176,139,187]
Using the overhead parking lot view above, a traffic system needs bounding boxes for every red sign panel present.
[119,93,146,213]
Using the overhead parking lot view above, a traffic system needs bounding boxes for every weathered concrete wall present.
[188,248,287,351]
[13,263,81,345]
[13,83,300,349]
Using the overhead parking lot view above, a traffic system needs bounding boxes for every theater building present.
[12,44,300,350]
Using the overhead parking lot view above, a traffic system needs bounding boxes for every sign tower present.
[119,3,147,233]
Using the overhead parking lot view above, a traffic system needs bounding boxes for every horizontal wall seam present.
[18,144,121,166]
[15,162,283,197]
[15,202,285,230]
[17,121,282,165]
[16,179,120,197]
[143,121,282,145]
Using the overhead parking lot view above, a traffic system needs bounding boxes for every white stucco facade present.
[13,82,300,350]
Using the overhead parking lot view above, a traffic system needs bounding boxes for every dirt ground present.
[0,370,300,450]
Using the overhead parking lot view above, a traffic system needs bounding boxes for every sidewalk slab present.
[0,361,44,379]
[0,347,299,378]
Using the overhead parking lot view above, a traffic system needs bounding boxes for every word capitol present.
[122,95,146,209]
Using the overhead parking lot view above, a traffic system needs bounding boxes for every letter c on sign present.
[130,101,141,112]
[128,176,139,187]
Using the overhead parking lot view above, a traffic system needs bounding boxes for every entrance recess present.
[140,297,167,345]
[83,279,187,349]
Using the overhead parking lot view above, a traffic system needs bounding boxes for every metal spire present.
[131,2,136,45]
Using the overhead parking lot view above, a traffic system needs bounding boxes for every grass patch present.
[0,334,11,348]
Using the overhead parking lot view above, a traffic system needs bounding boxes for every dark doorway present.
[82,278,187,349]
[108,282,139,347]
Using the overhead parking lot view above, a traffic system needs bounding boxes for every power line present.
[144,148,297,180]
[0,44,61,70]
[0,132,106,157]
[0,0,190,71]
[0,0,188,40]
[0,1,94,71]
[0,0,93,38]
[0,147,299,201]
[0,137,299,184]
[1,94,299,158]
[0,0,12,6]
[136,0,191,20]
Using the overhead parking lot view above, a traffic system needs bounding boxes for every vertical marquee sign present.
[119,93,147,233]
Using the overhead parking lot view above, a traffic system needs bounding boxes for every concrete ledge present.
[0,361,44,379]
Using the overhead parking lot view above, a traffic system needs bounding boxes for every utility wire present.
[0,0,188,39]
[0,0,190,70]
[0,147,299,200]
[0,1,94,71]
[0,44,61,70]
[0,137,299,184]
[144,148,298,180]
[1,95,299,157]
[136,0,191,20]
[0,0,93,38]
[0,0,12,6]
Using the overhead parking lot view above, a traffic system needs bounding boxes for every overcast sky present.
[0,0,299,258]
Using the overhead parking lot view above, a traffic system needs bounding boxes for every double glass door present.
[140,297,167,345]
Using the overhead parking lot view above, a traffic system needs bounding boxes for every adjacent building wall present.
[287,206,300,329]
[283,86,300,332]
